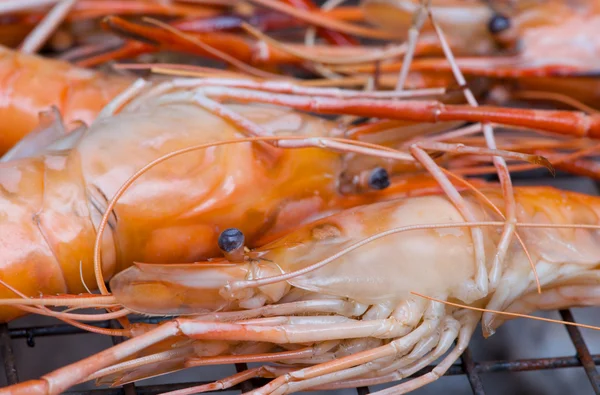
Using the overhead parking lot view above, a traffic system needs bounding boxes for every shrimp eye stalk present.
[488,14,511,34]
[337,167,391,194]
[368,167,390,190]
[218,228,246,263]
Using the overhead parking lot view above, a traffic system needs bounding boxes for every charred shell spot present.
[368,167,390,190]
[311,224,342,241]
[218,228,245,253]
[488,14,511,34]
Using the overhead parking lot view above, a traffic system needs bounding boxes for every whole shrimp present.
[344,0,600,105]
[3,43,599,154]
[2,34,596,157]
[4,185,600,394]
[421,7,600,106]
[0,45,452,155]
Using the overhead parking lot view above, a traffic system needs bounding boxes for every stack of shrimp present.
[2,0,599,175]
[0,1,599,394]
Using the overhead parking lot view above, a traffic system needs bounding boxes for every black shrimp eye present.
[368,167,390,190]
[488,14,511,34]
[218,228,245,253]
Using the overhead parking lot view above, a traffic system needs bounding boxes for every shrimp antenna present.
[245,0,401,40]
[440,168,540,294]
[511,91,600,114]
[0,278,129,335]
[241,22,409,65]
[115,63,255,80]
[80,260,93,294]
[142,17,284,79]
[19,0,76,54]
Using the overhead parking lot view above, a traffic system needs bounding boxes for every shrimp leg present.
[3,297,365,385]
[370,311,479,395]
[395,0,428,91]
[160,366,292,395]
[487,282,600,333]
[280,314,464,394]
[181,87,600,138]
[290,315,470,394]
[1,300,442,395]
[248,300,444,395]
[326,320,455,388]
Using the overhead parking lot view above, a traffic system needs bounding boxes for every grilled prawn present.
[4,186,600,394]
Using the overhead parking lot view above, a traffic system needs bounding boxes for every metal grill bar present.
[475,355,600,373]
[356,386,370,395]
[55,346,600,394]
[559,309,600,394]
[460,347,485,395]
[236,363,255,393]
[0,324,18,385]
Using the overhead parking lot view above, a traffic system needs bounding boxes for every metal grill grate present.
[1,308,600,394]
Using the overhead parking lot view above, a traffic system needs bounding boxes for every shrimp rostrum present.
[5,185,600,395]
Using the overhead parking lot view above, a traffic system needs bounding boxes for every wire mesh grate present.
[1,308,600,395]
